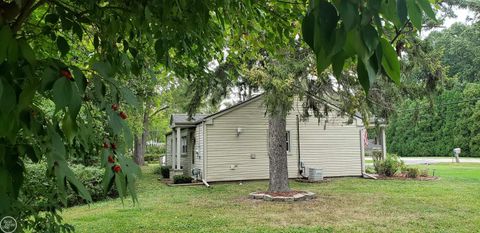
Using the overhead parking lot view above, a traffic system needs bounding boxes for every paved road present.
[365,157,480,165]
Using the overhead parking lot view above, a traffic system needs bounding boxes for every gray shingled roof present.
[171,114,208,125]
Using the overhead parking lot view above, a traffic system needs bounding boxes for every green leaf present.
[301,9,315,51]
[18,76,39,110]
[56,36,69,57]
[0,26,13,63]
[72,23,83,40]
[64,164,92,203]
[338,0,357,31]
[0,80,17,115]
[397,0,408,25]
[18,144,38,163]
[120,87,139,107]
[92,61,112,78]
[71,66,87,94]
[52,78,72,110]
[114,172,127,202]
[380,38,401,84]
[407,0,423,30]
[69,82,82,119]
[417,0,436,20]
[0,78,3,101]
[7,37,18,63]
[45,13,59,24]
[51,130,66,160]
[331,51,347,78]
[361,25,379,53]
[102,164,115,193]
[19,39,36,64]
[154,39,167,62]
[109,110,123,135]
[41,67,58,91]
[380,0,401,27]
[62,111,77,144]
[357,58,370,94]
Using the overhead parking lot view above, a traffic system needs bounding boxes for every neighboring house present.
[165,95,369,182]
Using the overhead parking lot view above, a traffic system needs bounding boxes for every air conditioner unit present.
[308,168,324,181]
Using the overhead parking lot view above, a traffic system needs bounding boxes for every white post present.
[176,127,181,170]
[381,126,387,160]
[359,129,365,174]
[172,130,176,168]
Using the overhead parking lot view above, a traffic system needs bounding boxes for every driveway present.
[365,156,480,165]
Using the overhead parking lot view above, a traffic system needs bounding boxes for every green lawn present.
[63,163,480,233]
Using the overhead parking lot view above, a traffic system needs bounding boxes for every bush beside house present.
[21,162,118,208]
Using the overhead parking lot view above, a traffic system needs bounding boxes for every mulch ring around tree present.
[249,190,316,202]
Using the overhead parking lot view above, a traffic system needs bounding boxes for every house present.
[165,95,375,182]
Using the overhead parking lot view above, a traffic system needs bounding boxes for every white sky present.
[422,7,475,37]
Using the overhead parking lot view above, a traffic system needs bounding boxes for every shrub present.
[153,166,162,175]
[374,154,404,177]
[160,166,171,178]
[173,175,193,184]
[21,162,118,208]
[371,150,383,161]
[406,167,420,178]
[365,166,375,174]
[144,153,159,162]
[420,168,429,177]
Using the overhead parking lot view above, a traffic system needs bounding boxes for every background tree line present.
[387,21,480,157]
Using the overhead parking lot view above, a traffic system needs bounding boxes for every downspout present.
[296,115,306,178]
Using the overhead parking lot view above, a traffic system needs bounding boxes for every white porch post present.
[172,130,176,168]
[176,127,181,170]
[381,126,387,160]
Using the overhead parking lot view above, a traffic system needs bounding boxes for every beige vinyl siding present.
[296,118,362,177]
[205,97,300,181]
[205,97,269,181]
[193,124,204,178]
[204,96,362,182]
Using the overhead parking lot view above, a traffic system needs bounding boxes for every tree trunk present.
[133,135,143,165]
[133,106,150,166]
[267,110,290,192]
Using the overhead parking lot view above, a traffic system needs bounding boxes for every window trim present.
[286,130,291,153]
[181,136,187,154]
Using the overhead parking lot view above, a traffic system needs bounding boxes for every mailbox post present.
[453,148,461,163]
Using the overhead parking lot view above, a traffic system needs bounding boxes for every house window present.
[286,131,291,153]
[181,136,187,154]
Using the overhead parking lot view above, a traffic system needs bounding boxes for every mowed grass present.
[63,163,480,233]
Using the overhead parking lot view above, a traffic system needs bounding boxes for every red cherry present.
[60,69,73,80]
[111,104,119,111]
[119,111,127,119]
[110,143,117,150]
[103,142,109,148]
[108,155,115,163]
[112,165,122,173]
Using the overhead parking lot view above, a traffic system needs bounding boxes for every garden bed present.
[372,174,439,181]
[158,178,204,186]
